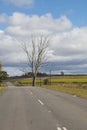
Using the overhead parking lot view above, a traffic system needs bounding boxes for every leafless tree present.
[22,34,49,86]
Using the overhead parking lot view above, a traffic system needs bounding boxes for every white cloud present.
[10,13,72,31]
[0,12,87,75]
[3,0,34,8]
[5,12,72,37]
[3,67,24,76]
[50,27,87,59]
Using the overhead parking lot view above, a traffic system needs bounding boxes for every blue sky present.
[0,0,87,26]
[0,0,87,76]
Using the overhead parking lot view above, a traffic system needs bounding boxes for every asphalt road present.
[0,82,87,130]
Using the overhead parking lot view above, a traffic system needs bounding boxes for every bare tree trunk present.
[21,34,49,86]
[32,75,36,86]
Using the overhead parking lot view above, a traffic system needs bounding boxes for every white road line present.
[38,99,44,106]
[57,127,68,130]
[57,127,62,130]
[63,127,68,130]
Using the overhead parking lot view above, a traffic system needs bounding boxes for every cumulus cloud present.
[0,33,21,63]
[9,13,72,30]
[5,13,72,38]
[3,66,24,76]
[0,12,87,75]
[50,27,87,58]
[2,0,34,8]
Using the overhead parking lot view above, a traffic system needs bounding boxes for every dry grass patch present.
[40,84,87,99]
[0,83,7,94]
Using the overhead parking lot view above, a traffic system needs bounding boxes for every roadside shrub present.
[43,78,49,85]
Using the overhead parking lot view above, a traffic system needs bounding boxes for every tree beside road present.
[0,62,8,86]
[22,34,49,86]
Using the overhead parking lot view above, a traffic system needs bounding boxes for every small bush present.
[43,78,49,85]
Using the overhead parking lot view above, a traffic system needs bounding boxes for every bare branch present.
[21,34,49,86]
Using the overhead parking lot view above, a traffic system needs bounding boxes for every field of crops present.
[12,75,87,99]
[50,76,87,83]
[13,75,87,85]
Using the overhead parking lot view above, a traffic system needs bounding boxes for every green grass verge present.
[12,78,43,86]
[11,76,87,99]
[49,76,87,83]
[40,85,87,99]
[12,76,87,86]
[0,83,7,94]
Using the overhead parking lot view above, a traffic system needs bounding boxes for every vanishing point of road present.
[0,82,87,130]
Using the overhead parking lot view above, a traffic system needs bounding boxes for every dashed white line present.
[62,127,68,130]
[57,127,68,130]
[38,99,44,106]
[57,127,62,130]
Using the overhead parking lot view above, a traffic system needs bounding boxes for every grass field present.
[48,75,87,83]
[12,75,87,99]
[40,85,87,99]
[0,82,7,94]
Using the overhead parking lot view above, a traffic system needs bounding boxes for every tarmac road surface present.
[0,82,87,130]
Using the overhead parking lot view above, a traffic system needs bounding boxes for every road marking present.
[57,127,62,130]
[38,99,44,106]
[63,127,68,130]
[57,127,68,130]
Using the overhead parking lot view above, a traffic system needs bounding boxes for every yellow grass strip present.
[40,85,87,99]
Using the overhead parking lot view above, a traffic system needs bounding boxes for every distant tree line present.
[25,72,48,77]
[10,72,48,79]
[0,62,8,86]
